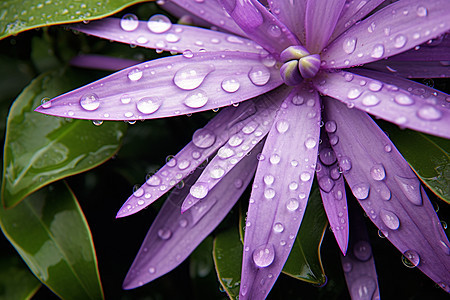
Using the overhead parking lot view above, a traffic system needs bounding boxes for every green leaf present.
[0,182,104,299]
[213,225,242,300]
[282,183,327,284]
[0,0,151,39]
[2,68,126,207]
[379,121,450,203]
[0,252,41,300]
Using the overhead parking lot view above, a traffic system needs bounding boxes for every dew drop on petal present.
[218,147,235,159]
[190,182,209,199]
[370,44,384,58]
[264,188,276,199]
[339,157,352,172]
[350,277,376,300]
[318,176,335,192]
[148,267,156,274]
[291,93,305,105]
[128,68,143,81]
[402,250,420,268]
[273,222,284,233]
[394,34,407,48]
[416,105,442,121]
[80,93,100,111]
[276,120,289,133]
[221,77,240,93]
[248,66,270,86]
[263,174,275,185]
[184,90,209,108]
[319,148,336,165]
[157,227,172,240]
[269,154,280,164]
[133,187,144,197]
[253,244,275,268]
[146,174,161,186]
[325,121,337,133]
[352,183,370,200]
[353,240,372,261]
[192,128,216,148]
[41,97,51,108]
[343,262,352,273]
[380,208,400,230]
[210,165,225,179]
[394,93,414,105]
[343,37,357,54]
[174,64,214,90]
[416,6,427,17]
[287,198,299,211]
[136,97,162,114]
[347,88,362,100]
[370,164,386,181]
[121,13,139,31]
[304,137,317,149]
[147,14,172,33]
[362,94,380,106]
[300,172,311,182]
[394,175,422,205]
[368,81,383,92]
[120,94,132,104]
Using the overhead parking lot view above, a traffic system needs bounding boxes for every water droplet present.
[92,120,103,126]
[264,188,276,199]
[350,276,376,300]
[252,244,275,267]
[178,160,190,170]
[439,240,450,255]
[120,94,132,104]
[353,240,372,261]
[291,94,304,105]
[362,94,380,106]
[190,182,209,199]
[370,44,384,58]
[174,64,214,90]
[384,144,392,152]
[394,34,407,48]
[370,164,385,180]
[304,137,317,149]
[378,184,391,200]
[276,120,289,133]
[41,97,51,108]
[157,227,172,239]
[339,157,352,172]
[80,93,100,111]
[133,187,144,197]
[416,6,427,17]
[394,93,414,105]
[352,183,370,200]
[218,147,234,159]
[343,262,352,273]
[264,175,275,185]
[248,66,270,86]
[268,25,281,37]
[191,128,216,149]
[287,198,299,211]
[319,148,336,165]
[325,121,337,133]
[136,97,162,114]
[289,181,298,190]
[165,33,180,42]
[416,105,442,120]
[146,174,161,186]
[402,250,420,268]
[121,13,139,31]
[269,154,280,164]
[228,135,243,147]
[380,208,400,230]
[347,88,362,100]
[166,155,177,167]
[148,267,156,274]
[300,172,311,182]
[221,78,240,93]
[343,37,357,54]
[184,90,209,108]
[128,68,143,81]
[147,14,172,33]
[273,222,284,233]
[394,175,422,205]
[319,176,335,192]
[210,165,225,179]
[368,81,383,92]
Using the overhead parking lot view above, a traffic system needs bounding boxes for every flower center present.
[280,46,321,86]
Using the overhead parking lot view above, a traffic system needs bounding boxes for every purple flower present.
[36,0,450,298]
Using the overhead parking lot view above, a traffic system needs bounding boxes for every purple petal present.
[71,18,261,54]
[36,51,283,120]
[181,86,292,212]
[313,70,450,138]
[116,88,286,218]
[340,199,380,300]
[322,0,450,68]
[323,98,450,292]
[305,0,346,53]
[218,0,299,57]
[365,60,450,78]
[330,0,385,42]
[316,131,348,255]
[122,142,260,289]
[70,54,140,71]
[163,0,246,36]
[388,34,450,61]
[240,85,321,299]
[268,0,307,44]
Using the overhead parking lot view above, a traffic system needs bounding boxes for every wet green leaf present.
[282,183,327,284]
[380,122,450,203]
[2,68,126,207]
[0,182,104,299]
[0,0,151,39]
[0,252,41,300]
[213,225,242,300]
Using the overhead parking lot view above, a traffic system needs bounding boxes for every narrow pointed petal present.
[122,143,260,289]
[388,35,450,61]
[341,199,380,300]
[323,98,450,292]
[117,88,286,218]
[181,87,292,212]
[365,60,450,78]
[313,70,450,138]
[322,0,450,68]
[218,0,299,57]
[316,132,348,255]
[71,18,261,54]
[305,0,346,53]
[240,85,321,300]
[163,0,246,36]
[36,51,283,120]
[268,0,307,44]
[330,0,385,42]
[70,54,140,71]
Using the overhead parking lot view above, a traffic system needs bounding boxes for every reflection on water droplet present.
[210,165,225,179]
[350,276,376,300]
[416,105,442,121]
[353,240,372,261]
[370,44,384,58]
[416,6,427,17]
[174,65,214,90]
[343,37,357,54]
[157,227,172,240]
[128,68,143,81]
[184,90,208,108]
[370,164,386,181]
[121,13,139,31]
[380,208,400,230]
[248,66,271,86]
[402,250,420,268]
[190,182,209,199]
[137,97,162,114]
[80,93,100,111]
[394,34,407,48]
[352,183,370,200]
[147,14,172,33]
[273,222,284,233]
[221,77,240,93]
[287,198,299,211]
[253,244,275,268]
[276,120,289,133]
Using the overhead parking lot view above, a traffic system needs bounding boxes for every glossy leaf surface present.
[0,182,104,299]
[2,69,126,207]
[380,121,450,203]
[0,0,150,39]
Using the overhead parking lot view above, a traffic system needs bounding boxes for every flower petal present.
[240,85,321,299]
[163,0,246,36]
[388,34,450,61]
[316,131,349,255]
[71,18,261,54]
[323,98,450,292]
[36,51,283,120]
[268,0,307,44]
[365,60,450,78]
[340,198,380,300]
[322,0,450,68]
[305,0,346,53]
[330,0,385,42]
[116,88,285,218]
[313,70,450,138]
[181,86,292,212]
[122,142,260,289]
[70,54,140,71]
[218,0,299,57]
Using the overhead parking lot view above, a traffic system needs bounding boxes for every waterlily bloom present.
[36,0,450,298]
